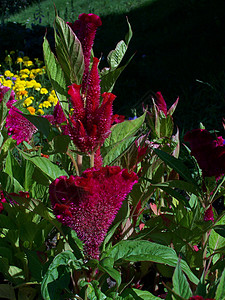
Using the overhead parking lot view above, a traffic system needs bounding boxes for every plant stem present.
[90,152,95,168]
[77,154,83,174]
[66,150,79,175]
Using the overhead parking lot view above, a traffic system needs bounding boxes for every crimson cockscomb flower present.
[6,107,37,144]
[44,102,66,126]
[184,129,225,178]
[204,205,214,222]
[65,57,116,153]
[67,13,102,93]
[49,166,138,259]
[153,91,179,117]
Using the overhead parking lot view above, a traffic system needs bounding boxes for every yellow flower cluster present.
[0,54,58,116]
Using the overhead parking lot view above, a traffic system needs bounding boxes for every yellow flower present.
[42,101,51,108]
[37,109,44,115]
[17,90,28,99]
[16,57,23,63]
[4,70,14,77]
[24,60,34,67]
[48,93,58,105]
[25,81,34,88]
[40,88,48,94]
[39,103,43,108]
[20,74,29,79]
[20,68,30,75]
[23,97,34,107]
[33,82,41,91]
[27,106,35,115]
[3,80,13,88]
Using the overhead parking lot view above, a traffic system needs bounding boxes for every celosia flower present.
[111,114,125,124]
[65,58,116,153]
[0,191,29,213]
[189,296,214,300]
[44,102,66,125]
[67,13,102,93]
[0,84,16,108]
[6,107,37,144]
[49,166,138,259]
[153,91,179,116]
[204,205,214,222]
[184,129,225,178]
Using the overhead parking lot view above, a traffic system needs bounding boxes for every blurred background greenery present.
[1,0,225,135]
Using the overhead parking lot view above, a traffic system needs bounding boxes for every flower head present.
[49,166,138,259]
[204,205,214,222]
[67,13,102,93]
[184,129,225,178]
[6,107,37,144]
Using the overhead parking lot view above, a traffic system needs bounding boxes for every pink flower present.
[44,102,66,125]
[65,61,116,153]
[184,129,225,178]
[49,166,138,259]
[67,13,102,94]
[189,297,214,300]
[111,114,125,125]
[6,107,37,144]
[0,84,16,108]
[204,205,214,222]
[155,91,167,116]
[0,191,7,213]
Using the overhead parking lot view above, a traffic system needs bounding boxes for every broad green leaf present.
[209,215,225,264]
[43,36,68,112]
[19,113,51,138]
[0,284,16,300]
[121,288,161,299]
[24,160,35,191]
[101,64,127,93]
[103,136,136,166]
[104,112,146,147]
[154,149,196,184]
[107,40,127,70]
[54,15,84,85]
[26,250,43,282]
[215,268,225,300]
[20,151,68,181]
[106,240,199,284]
[0,172,24,193]
[99,257,121,286]
[172,260,192,298]
[41,251,83,300]
[214,225,225,238]
[52,134,71,153]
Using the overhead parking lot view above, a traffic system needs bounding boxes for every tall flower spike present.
[49,166,138,259]
[67,13,102,93]
[6,107,37,144]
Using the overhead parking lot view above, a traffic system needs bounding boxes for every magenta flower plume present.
[6,107,37,144]
[154,91,167,116]
[49,166,138,259]
[44,102,66,126]
[65,59,116,153]
[67,13,102,93]
[0,84,16,108]
[184,129,225,178]
[204,205,214,222]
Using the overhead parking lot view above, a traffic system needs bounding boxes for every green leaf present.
[20,151,68,181]
[121,288,161,299]
[101,64,127,93]
[153,149,196,184]
[106,240,199,284]
[52,134,71,153]
[41,251,83,300]
[209,215,225,264]
[0,284,16,300]
[0,171,24,193]
[104,113,146,147]
[125,17,133,46]
[107,40,127,70]
[215,268,225,300]
[43,36,69,113]
[99,257,121,286]
[214,225,225,238]
[172,260,192,298]
[54,15,84,85]
[19,113,51,138]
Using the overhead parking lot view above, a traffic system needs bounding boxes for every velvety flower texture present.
[204,205,214,222]
[184,129,225,178]
[189,296,214,300]
[6,107,37,144]
[67,13,102,93]
[66,58,116,153]
[49,166,138,259]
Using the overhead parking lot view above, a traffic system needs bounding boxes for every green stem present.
[90,152,95,168]
[66,150,79,175]
[77,154,83,174]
